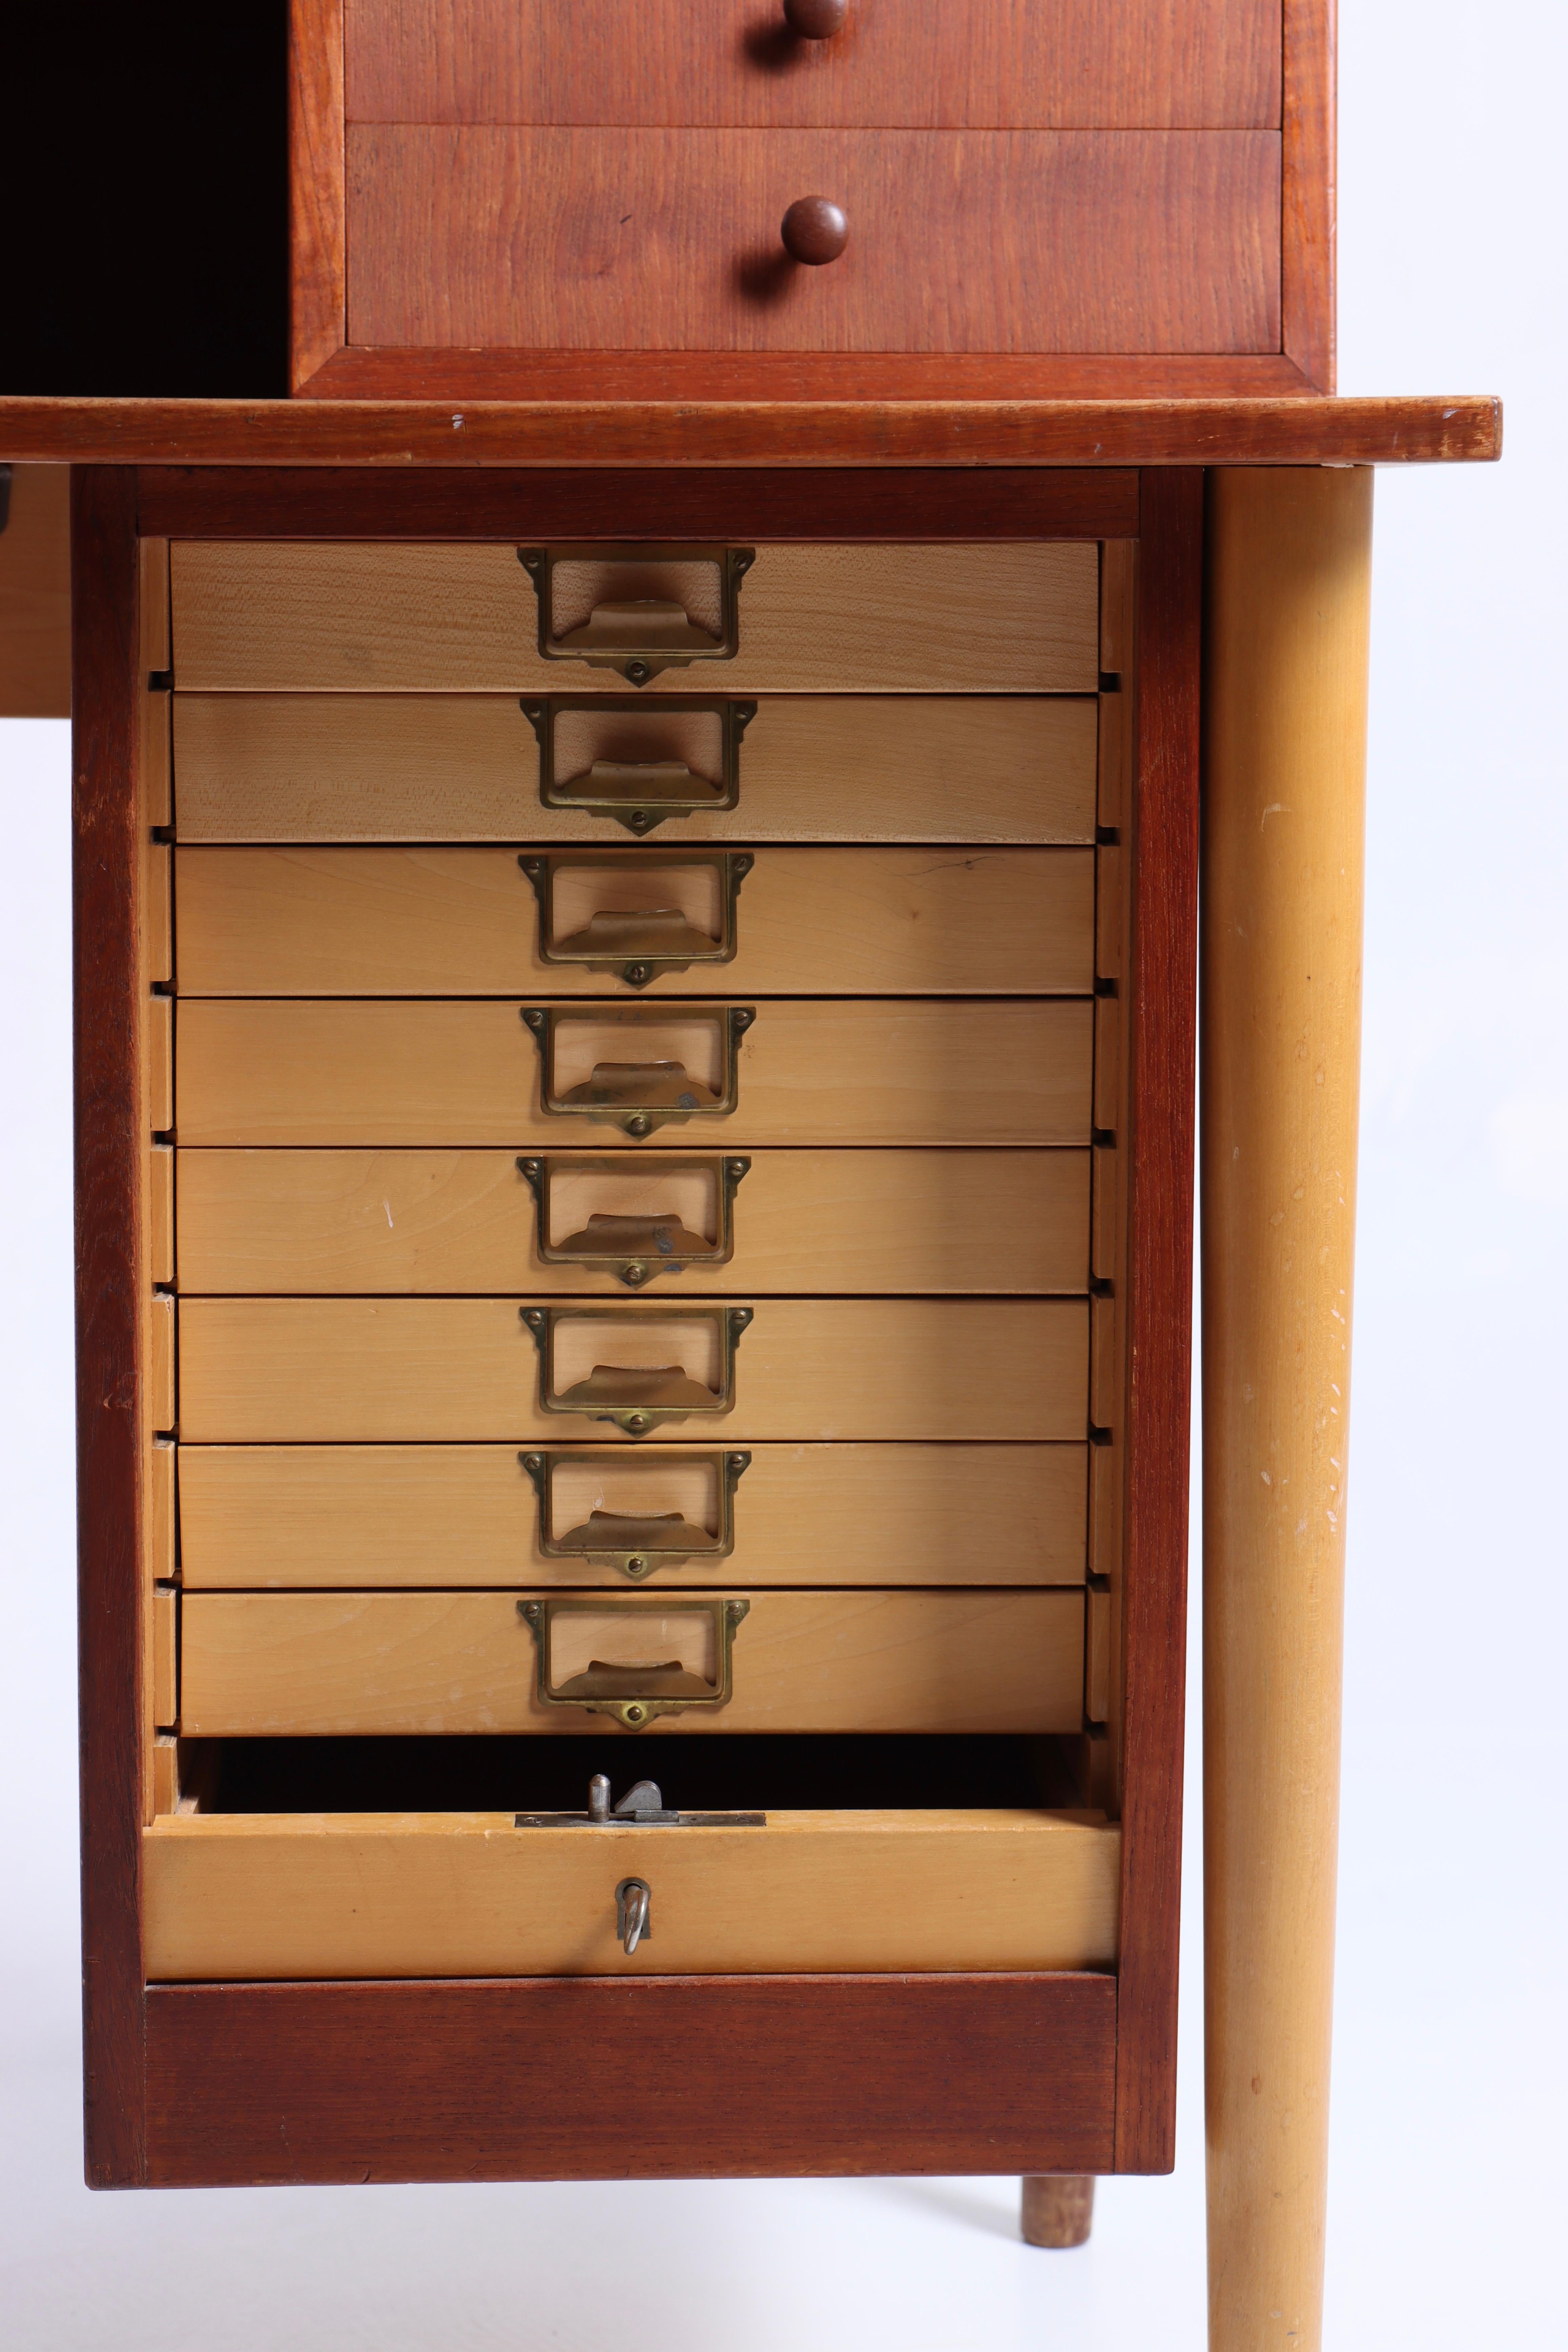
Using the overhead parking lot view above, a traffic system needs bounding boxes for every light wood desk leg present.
[1201,466,1372,2352]
[1021,2173,1095,2246]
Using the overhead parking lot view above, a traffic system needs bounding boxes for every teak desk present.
[0,392,1498,2352]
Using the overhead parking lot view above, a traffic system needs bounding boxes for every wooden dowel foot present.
[1020,2173,1095,2247]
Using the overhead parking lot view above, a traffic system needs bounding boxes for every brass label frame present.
[518,850,752,987]
[518,1447,752,1579]
[518,1593,751,1729]
[517,544,755,684]
[517,1153,751,1287]
[521,1302,753,1437]
[520,1001,755,1138]
[520,694,756,835]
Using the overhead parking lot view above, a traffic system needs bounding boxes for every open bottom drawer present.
[143,1808,1120,1979]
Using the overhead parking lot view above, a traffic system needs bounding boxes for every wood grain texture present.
[289,0,347,390]
[345,0,1280,130]
[71,466,147,2187]
[0,463,71,716]
[174,998,1094,1148]
[1202,468,1370,2351]
[173,845,1094,997]
[143,1973,1118,2181]
[0,396,1504,469]
[144,1816,1118,1979]
[174,1147,1092,1295]
[168,540,1099,694]
[140,464,1138,541]
[179,1588,1088,1736]
[171,691,1099,845]
[176,1295,1089,1442]
[1282,0,1334,389]
[346,126,1280,357]
[299,351,1320,400]
[177,1440,1090,1589]
[1110,468,1202,2172]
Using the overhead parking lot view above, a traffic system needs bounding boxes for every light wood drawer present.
[177,1442,1089,1590]
[174,998,1093,1147]
[174,845,1094,997]
[144,1809,1121,1979]
[174,1148,1090,1295]
[179,1588,1086,1737]
[176,1296,1088,1442]
[169,542,1099,693]
[170,692,1099,845]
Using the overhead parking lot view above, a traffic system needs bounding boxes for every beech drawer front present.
[171,693,1099,845]
[179,1588,1086,1737]
[174,846,1095,998]
[347,0,1278,132]
[169,543,1099,694]
[143,1810,1121,1979]
[175,1148,1091,1296]
[174,999,1093,1147]
[177,1442,1089,1590]
[177,1296,1089,1442]
[346,127,1279,358]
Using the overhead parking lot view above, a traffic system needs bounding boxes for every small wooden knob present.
[781,197,848,266]
[784,0,848,35]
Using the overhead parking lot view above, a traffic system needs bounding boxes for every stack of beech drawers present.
[141,530,1131,1985]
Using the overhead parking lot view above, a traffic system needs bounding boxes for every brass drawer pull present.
[517,1153,750,1288]
[519,1593,751,1729]
[519,850,752,987]
[521,1002,755,1138]
[519,1447,752,1579]
[521,695,755,835]
[521,1303,753,1436]
[517,545,755,685]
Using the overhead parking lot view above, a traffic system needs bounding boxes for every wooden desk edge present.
[2,395,1502,469]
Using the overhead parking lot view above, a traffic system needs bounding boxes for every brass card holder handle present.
[517,545,755,685]
[517,1154,750,1288]
[518,1594,751,1729]
[519,1448,752,1579]
[520,696,756,835]
[521,1003,755,1138]
[518,851,752,987]
[521,1304,753,1436]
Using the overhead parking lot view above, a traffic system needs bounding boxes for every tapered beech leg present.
[1021,2173,1095,2247]
[1201,467,1373,2352]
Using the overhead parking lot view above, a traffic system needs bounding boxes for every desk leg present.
[1021,2174,1095,2247]
[1201,467,1372,2352]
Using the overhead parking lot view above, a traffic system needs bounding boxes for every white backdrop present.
[2,5,1564,2336]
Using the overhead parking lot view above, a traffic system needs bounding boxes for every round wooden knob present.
[781,197,848,266]
[784,0,848,35]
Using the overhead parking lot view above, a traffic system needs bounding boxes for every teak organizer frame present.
[75,461,1197,2189]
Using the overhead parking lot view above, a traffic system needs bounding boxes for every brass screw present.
[627,1412,649,1434]
[627,1114,651,1138]
[627,1556,647,1576]
[623,1263,648,1287]
[624,963,650,987]
[625,1703,646,1725]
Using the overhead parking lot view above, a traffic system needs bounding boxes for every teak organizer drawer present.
[176,1296,1089,1443]
[176,1443,1090,1589]
[143,1811,1122,1983]
[178,1589,1088,1738]
[174,998,1094,1146]
[175,1148,1092,1296]
[169,693,1099,845]
[173,844,1095,997]
[169,542,1100,692]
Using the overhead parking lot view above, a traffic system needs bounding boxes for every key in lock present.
[615,1877,652,1955]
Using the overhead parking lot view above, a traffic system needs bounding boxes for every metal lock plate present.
[520,695,755,834]
[517,545,754,684]
[521,1303,753,1436]
[518,850,751,987]
[518,1593,751,1729]
[516,1153,750,1287]
[520,1002,755,1138]
[518,1447,751,1578]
